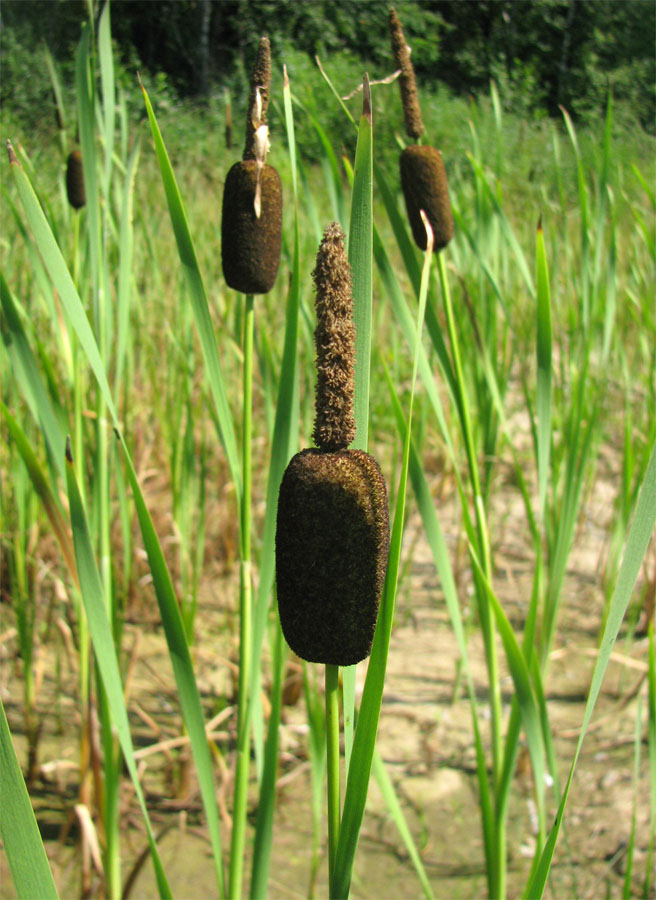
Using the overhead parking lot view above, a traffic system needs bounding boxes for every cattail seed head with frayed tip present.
[388,7,424,140]
[276,448,390,666]
[400,144,454,251]
[312,223,356,452]
[243,36,271,161]
[66,150,86,210]
[221,160,282,294]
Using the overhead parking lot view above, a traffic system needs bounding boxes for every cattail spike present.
[276,222,390,667]
[221,160,282,293]
[66,150,86,210]
[400,145,453,251]
[388,7,424,140]
[312,223,356,452]
[243,36,271,161]
[276,447,389,666]
[221,34,281,294]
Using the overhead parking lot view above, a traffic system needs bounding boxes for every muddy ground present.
[1,457,654,899]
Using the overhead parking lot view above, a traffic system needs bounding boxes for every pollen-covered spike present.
[221,160,282,294]
[388,7,424,141]
[400,144,454,251]
[312,223,356,452]
[66,150,86,210]
[243,35,271,161]
[276,448,390,666]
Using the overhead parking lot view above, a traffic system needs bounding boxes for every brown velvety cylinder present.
[221,160,282,294]
[400,144,454,251]
[276,448,390,666]
[66,150,86,210]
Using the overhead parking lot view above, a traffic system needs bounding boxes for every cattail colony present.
[1,3,654,900]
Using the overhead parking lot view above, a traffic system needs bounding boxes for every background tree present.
[1,0,653,132]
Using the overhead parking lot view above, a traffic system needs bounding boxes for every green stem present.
[229,294,255,900]
[325,663,341,896]
[437,253,504,895]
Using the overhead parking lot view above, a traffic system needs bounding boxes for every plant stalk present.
[229,293,255,899]
[325,663,341,895]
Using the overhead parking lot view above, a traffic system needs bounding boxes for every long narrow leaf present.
[0,697,59,900]
[139,79,241,504]
[536,221,552,521]
[349,73,373,450]
[1,273,67,483]
[0,402,75,578]
[372,751,435,900]
[115,134,140,393]
[65,441,171,899]
[342,74,374,770]
[469,549,546,843]
[8,137,226,898]
[526,439,656,897]
[333,213,434,899]
[385,372,496,888]
[645,624,656,897]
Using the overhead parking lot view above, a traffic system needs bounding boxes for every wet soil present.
[1,467,653,900]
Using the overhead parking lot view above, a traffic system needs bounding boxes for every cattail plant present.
[276,221,390,894]
[389,7,453,251]
[220,34,284,899]
[276,222,390,666]
[66,149,86,210]
[221,35,282,294]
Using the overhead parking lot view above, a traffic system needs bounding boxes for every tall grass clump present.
[1,1,655,898]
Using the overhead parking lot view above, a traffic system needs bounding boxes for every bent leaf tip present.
[6,139,19,166]
[363,73,372,124]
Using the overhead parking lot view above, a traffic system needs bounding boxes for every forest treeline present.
[2,0,655,132]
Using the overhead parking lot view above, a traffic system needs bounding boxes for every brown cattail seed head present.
[243,36,271,161]
[312,223,356,452]
[400,144,454,251]
[221,160,282,294]
[66,150,85,210]
[388,7,424,141]
[276,448,390,666]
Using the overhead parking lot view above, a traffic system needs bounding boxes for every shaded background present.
[2,0,655,135]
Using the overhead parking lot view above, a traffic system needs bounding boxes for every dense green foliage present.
[2,0,655,134]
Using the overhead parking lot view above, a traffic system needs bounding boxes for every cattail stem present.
[241,294,254,561]
[229,293,255,900]
[325,663,341,895]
